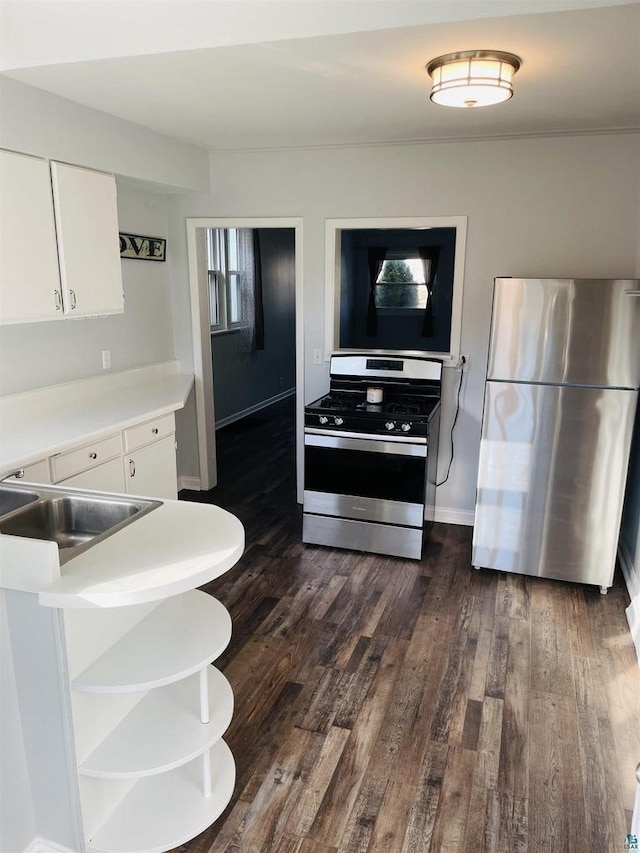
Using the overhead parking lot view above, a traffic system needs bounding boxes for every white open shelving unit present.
[64,590,236,853]
[3,491,244,853]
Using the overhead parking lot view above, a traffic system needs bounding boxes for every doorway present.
[186,217,304,499]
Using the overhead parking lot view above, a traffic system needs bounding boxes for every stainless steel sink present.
[0,486,39,516]
[0,484,161,564]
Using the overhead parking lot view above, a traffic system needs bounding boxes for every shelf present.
[73,591,231,693]
[80,667,233,778]
[87,739,235,853]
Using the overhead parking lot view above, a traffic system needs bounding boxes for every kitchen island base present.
[2,495,244,853]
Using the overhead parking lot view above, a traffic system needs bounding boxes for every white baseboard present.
[619,539,640,666]
[178,475,201,492]
[23,838,76,853]
[627,597,640,668]
[215,388,295,430]
[434,506,475,526]
[620,538,640,598]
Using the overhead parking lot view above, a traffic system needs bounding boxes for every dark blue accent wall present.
[211,228,295,423]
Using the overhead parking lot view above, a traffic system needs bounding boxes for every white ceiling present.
[1,0,639,150]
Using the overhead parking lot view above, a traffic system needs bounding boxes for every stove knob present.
[319,415,328,425]
[401,423,411,432]
[385,421,396,431]
[334,417,344,426]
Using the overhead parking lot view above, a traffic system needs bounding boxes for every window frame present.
[325,216,467,364]
[206,227,243,334]
[374,251,429,312]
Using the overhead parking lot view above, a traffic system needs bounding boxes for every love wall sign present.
[119,233,166,262]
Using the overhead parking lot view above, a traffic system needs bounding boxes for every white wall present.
[0,77,209,191]
[168,132,640,519]
[621,412,640,660]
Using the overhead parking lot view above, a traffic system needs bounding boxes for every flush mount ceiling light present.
[426,50,521,108]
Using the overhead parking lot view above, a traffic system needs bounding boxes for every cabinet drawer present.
[7,459,52,484]
[52,434,122,482]
[58,458,126,494]
[124,414,175,452]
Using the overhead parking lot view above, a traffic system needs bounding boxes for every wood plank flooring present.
[178,397,640,852]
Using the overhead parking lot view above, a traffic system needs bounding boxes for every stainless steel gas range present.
[303,353,441,559]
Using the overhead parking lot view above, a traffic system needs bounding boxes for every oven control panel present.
[366,358,404,371]
[308,413,425,436]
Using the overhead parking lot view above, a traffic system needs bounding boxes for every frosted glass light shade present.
[427,50,521,108]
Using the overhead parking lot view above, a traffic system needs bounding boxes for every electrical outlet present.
[312,348,323,365]
[101,349,111,370]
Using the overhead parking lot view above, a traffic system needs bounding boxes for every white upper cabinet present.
[50,161,124,318]
[0,151,124,324]
[0,150,62,323]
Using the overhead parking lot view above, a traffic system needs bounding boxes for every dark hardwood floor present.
[178,396,640,852]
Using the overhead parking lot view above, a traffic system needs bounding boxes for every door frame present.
[186,216,304,499]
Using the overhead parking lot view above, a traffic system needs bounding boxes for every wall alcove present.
[325,217,467,363]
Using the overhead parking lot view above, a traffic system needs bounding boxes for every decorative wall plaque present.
[119,233,166,262]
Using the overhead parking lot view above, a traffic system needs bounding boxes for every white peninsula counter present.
[2,489,244,853]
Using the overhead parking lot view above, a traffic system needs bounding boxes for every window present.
[206,228,242,332]
[375,256,429,309]
[325,216,467,362]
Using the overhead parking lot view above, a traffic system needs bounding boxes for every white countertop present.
[30,496,245,609]
[0,361,193,470]
[0,362,245,609]
[0,493,244,608]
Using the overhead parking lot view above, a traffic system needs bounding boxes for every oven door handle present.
[304,431,427,457]
[305,427,426,445]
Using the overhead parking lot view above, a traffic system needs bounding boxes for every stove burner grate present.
[319,394,360,410]
[384,402,421,415]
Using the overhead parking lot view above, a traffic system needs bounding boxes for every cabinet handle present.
[54,290,62,311]
[129,459,136,478]
[152,427,159,434]
[69,289,77,310]
[88,452,98,460]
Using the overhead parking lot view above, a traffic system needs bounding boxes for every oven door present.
[304,429,427,526]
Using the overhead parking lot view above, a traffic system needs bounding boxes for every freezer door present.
[473,381,637,587]
[488,278,640,388]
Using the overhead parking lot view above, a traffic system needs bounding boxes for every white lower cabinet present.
[60,458,127,493]
[65,590,235,853]
[47,414,178,499]
[124,435,177,501]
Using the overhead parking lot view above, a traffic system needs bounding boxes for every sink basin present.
[0,486,39,516]
[0,489,161,564]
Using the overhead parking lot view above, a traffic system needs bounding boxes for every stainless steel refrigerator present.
[473,277,640,592]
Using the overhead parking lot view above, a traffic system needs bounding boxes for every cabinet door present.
[50,162,124,318]
[60,458,127,493]
[125,435,177,500]
[0,150,63,323]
